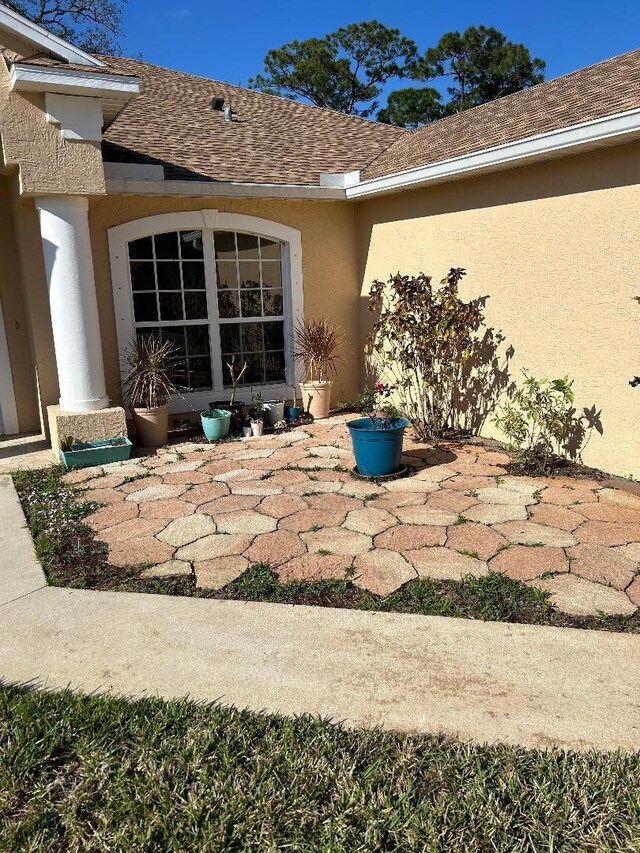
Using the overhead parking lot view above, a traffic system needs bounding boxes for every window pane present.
[129,236,153,260]
[244,352,264,383]
[161,327,186,356]
[133,292,158,322]
[263,321,285,351]
[261,262,282,289]
[214,231,236,261]
[182,262,205,289]
[241,290,262,318]
[220,325,240,353]
[184,290,208,320]
[263,290,283,317]
[218,290,239,318]
[130,262,155,291]
[236,233,259,260]
[186,325,210,356]
[159,291,183,321]
[216,261,237,290]
[265,351,285,382]
[188,357,212,389]
[238,261,260,289]
[169,359,190,388]
[241,322,263,352]
[180,230,204,259]
[260,237,281,260]
[154,231,178,259]
[156,262,181,290]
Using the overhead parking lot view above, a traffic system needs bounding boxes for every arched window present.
[109,211,303,409]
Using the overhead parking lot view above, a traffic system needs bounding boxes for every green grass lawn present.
[1,685,638,852]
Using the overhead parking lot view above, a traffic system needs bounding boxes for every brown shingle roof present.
[363,49,640,180]
[96,56,404,185]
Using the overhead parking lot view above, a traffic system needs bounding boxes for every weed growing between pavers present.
[12,467,640,633]
[1,684,639,852]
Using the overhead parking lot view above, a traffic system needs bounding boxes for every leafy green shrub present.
[494,371,589,469]
[366,268,504,439]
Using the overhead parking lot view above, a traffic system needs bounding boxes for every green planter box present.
[59,437,133,470]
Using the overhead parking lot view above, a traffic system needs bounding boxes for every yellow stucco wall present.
[0,58,105,197]
[357,142,640,478]
[88,195,361,408]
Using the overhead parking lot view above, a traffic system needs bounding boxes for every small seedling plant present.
[358,382,401,429]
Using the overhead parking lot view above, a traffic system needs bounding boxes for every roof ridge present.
[96,54,406,136]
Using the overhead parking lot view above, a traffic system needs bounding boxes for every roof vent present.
[211,96,225,111]
[224,103,233,123]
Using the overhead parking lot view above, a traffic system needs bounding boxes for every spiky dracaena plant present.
[123,334,180,410]
[294,318,345,382]
[366,268,493,440]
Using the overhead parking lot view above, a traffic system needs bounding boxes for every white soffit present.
[0,5,104,67]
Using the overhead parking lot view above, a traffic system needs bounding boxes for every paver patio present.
[66,416,640,616]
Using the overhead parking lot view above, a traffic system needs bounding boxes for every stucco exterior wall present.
[0,57,105,197]
[88,195,361,408]
[357,142,640,478]
[0,174,39,431]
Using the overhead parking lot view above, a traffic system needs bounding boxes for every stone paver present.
[492,521,575,548]
[177,534,254,561]
[157,514,217,548]
[141,559,192,579]
[302,527,372,556]
[344,507,396,536]
[65,415,640,612]
[445,522,508,561]
[490,545,568,581]
[532,574,637,616]
[353,550,416,596]
[194,556,249,589]
[567,544,637,590]
[409,547,488,581]
[216,511,277,535]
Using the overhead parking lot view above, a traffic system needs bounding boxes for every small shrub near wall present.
[366,268,511,440]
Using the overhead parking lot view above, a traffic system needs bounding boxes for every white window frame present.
[108,210,304,413]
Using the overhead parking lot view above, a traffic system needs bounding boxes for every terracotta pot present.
[300,380,332,419]
[131,404,170,447]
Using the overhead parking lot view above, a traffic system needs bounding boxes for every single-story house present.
[0,5,639,475]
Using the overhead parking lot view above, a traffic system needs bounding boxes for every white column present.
[35,196,108,412]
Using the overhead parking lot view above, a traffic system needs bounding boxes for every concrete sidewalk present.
[1,476,639,752]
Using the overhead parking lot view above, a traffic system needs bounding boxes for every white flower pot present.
[250,420,264,437]
[300,380,332,419]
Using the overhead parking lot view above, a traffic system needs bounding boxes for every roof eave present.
[104,177,346,200]
[346,108,640,199]
[0,5,105,67]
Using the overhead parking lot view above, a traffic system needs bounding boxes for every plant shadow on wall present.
[366,268,515,439]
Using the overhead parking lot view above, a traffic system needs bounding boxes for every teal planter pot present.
[60,437,132,470]
[201,409,231,441]
[284,405,302,423]
[347,417,409,477]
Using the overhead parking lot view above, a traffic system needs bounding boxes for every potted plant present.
[262,394,285,429]
[123,334,180,448]
[200,408,232,442]
[249,391,264,436]
[284,384,302,423]
[294,318,345,420]
[59,434,133,469]
[347,382,409,477]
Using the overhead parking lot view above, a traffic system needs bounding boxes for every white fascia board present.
[347,108,640,199]
[319,170,360,188]
[104,162,165,181]
[0,5,104,66]
[10,64,140,100]
[105,178,345,200]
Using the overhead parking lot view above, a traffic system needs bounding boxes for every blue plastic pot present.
[347,417,409,477]
[200,409,231,441]
[284,405,302,423]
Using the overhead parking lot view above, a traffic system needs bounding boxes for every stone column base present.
[47,405,128,461]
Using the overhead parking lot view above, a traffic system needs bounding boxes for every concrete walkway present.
[1,475,639,752]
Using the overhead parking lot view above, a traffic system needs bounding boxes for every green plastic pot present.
[201,409,231,441]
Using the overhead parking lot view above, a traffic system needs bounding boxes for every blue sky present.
[121,0,640,106]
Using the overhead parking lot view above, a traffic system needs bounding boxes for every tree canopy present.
[249,21,418,118]
[4,0,127,54]
[252,22,545,128]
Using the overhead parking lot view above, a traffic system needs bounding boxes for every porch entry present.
[0,296,19,435]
